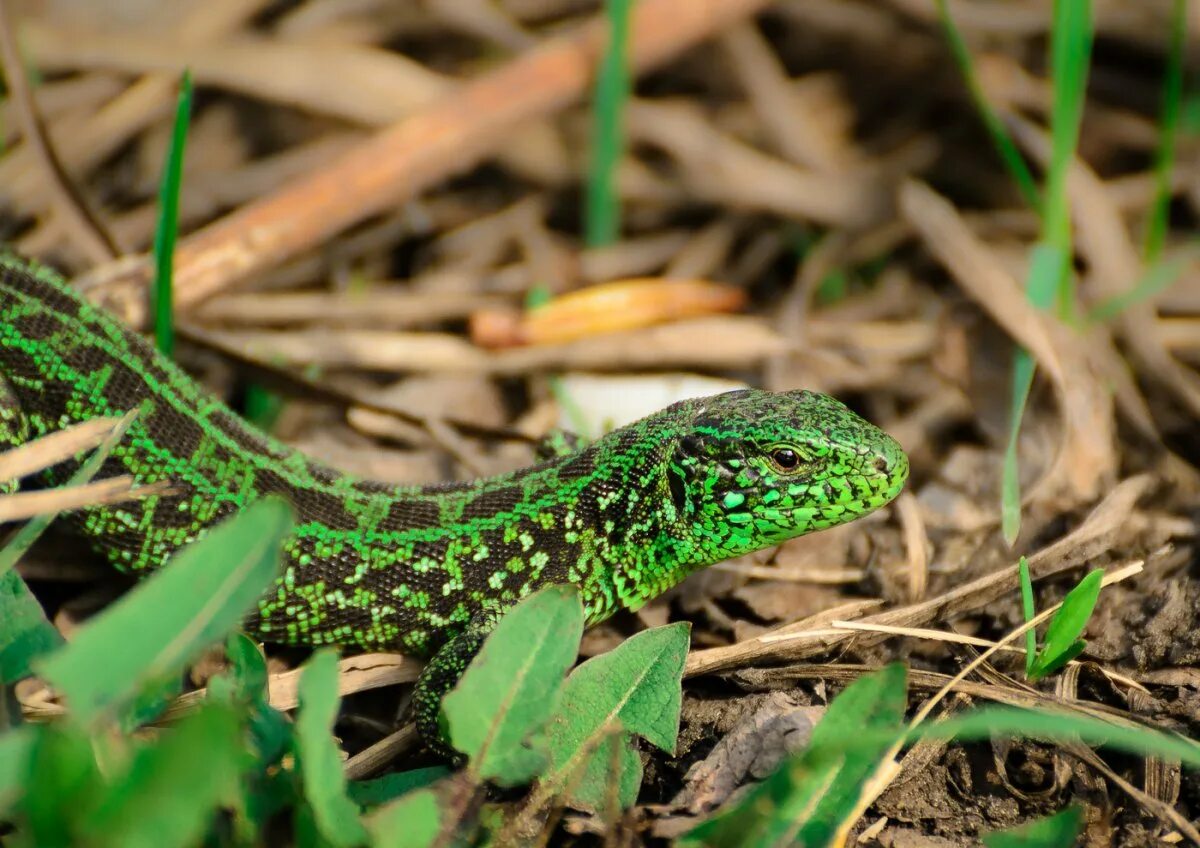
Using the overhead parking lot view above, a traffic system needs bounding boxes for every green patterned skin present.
[0,254,908,742]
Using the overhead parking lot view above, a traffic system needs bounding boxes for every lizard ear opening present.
[667,465,688,516]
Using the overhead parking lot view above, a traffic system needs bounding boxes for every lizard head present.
[665,389,908,561]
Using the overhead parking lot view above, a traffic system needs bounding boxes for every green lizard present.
[0,253,908,744]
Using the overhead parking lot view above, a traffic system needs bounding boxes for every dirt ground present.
[6,0,1200,844]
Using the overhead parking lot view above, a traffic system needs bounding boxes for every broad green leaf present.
[349,767,450,809]
[1029,570,1102,681]
[36,497,292,725]
[543,622,689,812]
[443,584,583,784]
[0,412,140,684]
[0,569,61,686]
[17,720,104,845]
[80,705,246,848]
[0,726,33,812]
[294,649,369,848]
[683,664,908,848]
[209,634,292,841]
[796,663,908,846]
[209,633,290,765]
[983,805,1083,848]
[117,670,183,732]
[365,787,442,848]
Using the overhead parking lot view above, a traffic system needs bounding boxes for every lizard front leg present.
[411,617,498,756]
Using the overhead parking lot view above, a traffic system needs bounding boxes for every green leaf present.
[984,806,1084,848]
[80,705,246,848]
[443,584,584,785]
[1029,570,1103,681]
[17,720,104,846]
[543,621,690,812]
[365,787,442,848]
[0,569,61,685]
[117,670,183,732]
[209,633,290,765]
[0,726,33,813]
[294,649,369,848]
[35,496,292,725]
[797,664,909,845]
[348,767,450,809]
[683,664,908,848]
[0,410,140,684]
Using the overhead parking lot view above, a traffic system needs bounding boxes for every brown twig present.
[87,0,772,326]
[0,0,118,263]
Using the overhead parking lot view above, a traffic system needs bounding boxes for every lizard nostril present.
[874,456,890,475]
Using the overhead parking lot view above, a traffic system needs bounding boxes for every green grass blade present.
[1144,0,1187,263]
[935,0,1040,210]
[1002,0,1092,543]
[1002,244,1067,545]
[1017,557,1037,678]
[1043,0,1093,263]
[1088,248,1195,323]
[151,69,193,359]
[585,0,632,248]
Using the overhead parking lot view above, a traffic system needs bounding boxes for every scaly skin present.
[0,254,909,741]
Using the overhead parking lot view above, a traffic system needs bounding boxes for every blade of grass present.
[1001,0,1092,545]
[1017,557,1036,678]
[1088,248,1196,323]
[151,69,193,359]
[1043,0,1093,274]
[585,0,632,248]
[1144,0,1187,263]
[935,0,1040,210]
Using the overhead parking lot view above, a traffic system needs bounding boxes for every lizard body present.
[0,254,908,739]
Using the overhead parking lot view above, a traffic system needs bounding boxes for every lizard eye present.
[770,448,801,472]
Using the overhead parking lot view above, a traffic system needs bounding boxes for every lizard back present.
[0,257,689,653]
